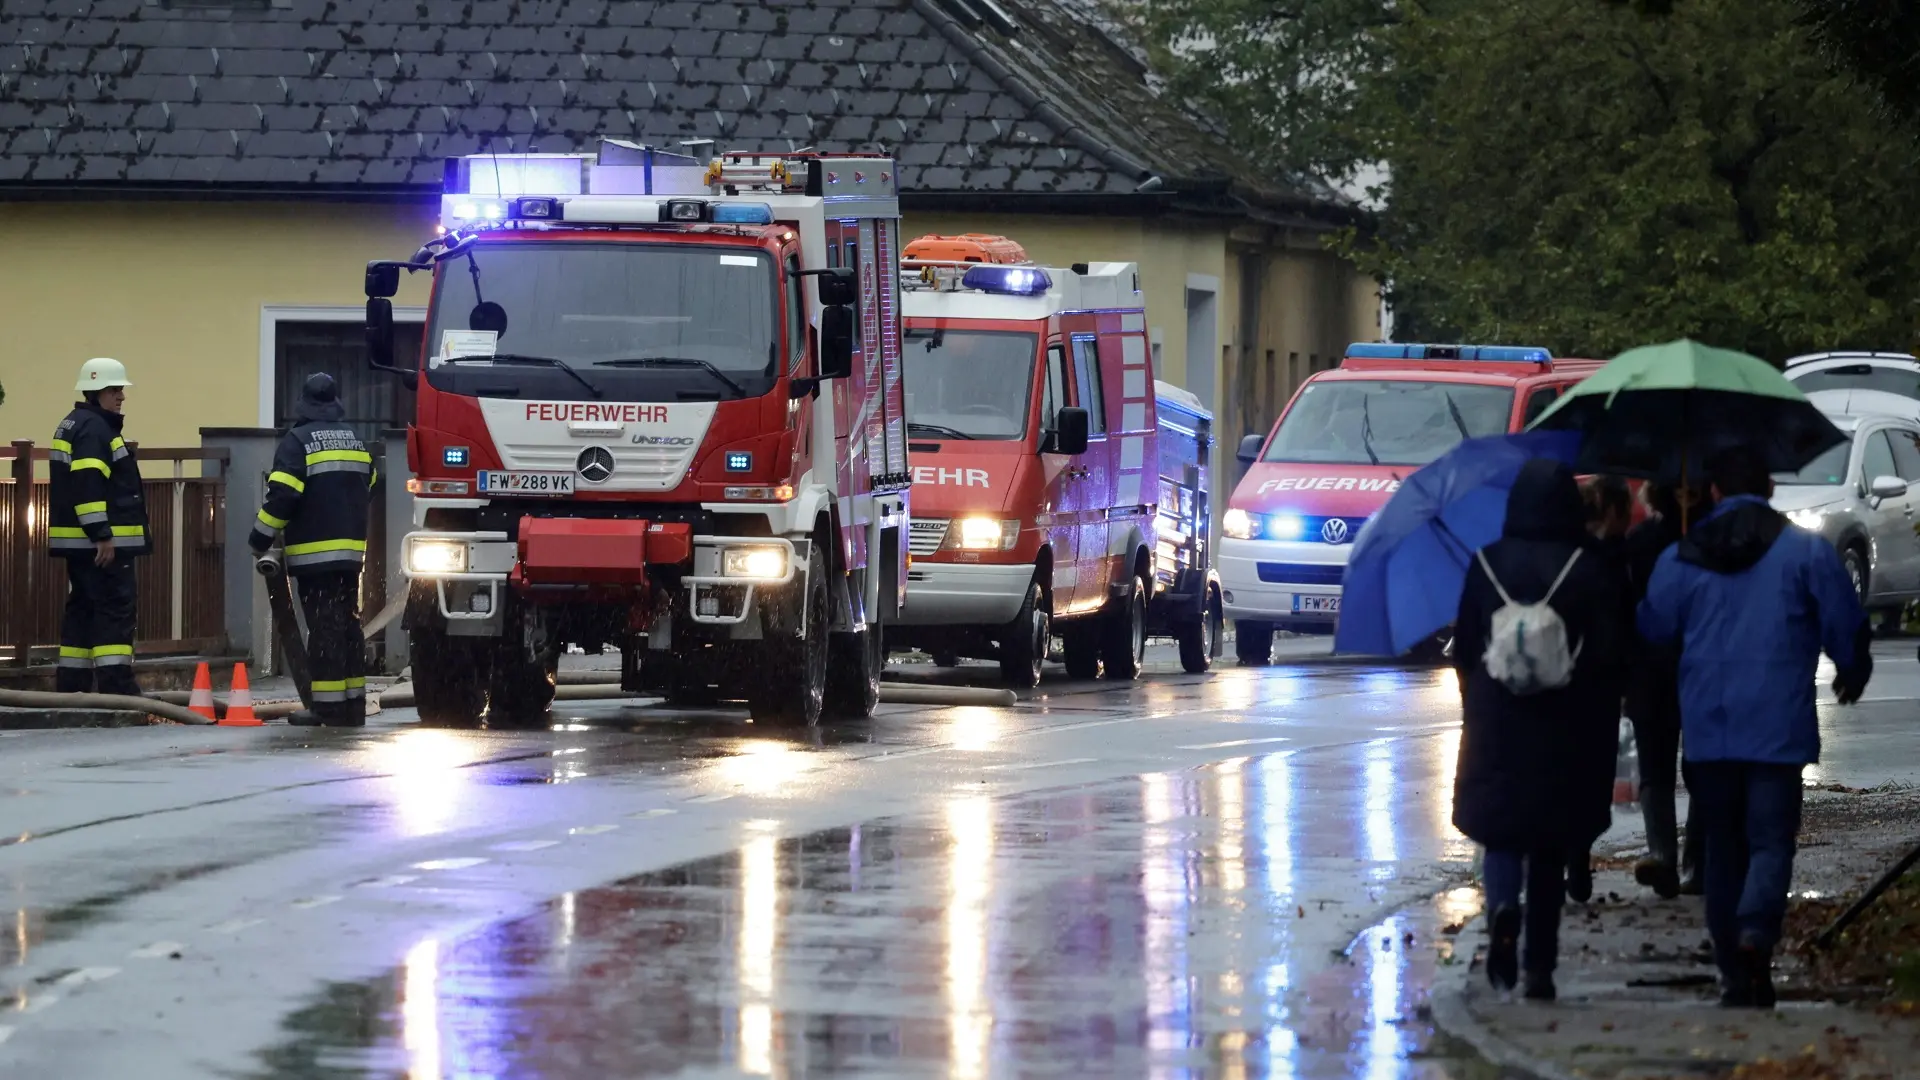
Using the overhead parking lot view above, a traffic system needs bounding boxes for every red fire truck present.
[889,235,1220,687]
[363,142,910,728]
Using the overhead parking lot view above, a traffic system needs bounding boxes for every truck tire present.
[931,650,961,668]
[999,582,1050,689]
[1235,620,1274,666]
[1061,623,1101,680]
[748,545,828,728]
[488,648,558,730]
[825,625,883,720]
[408,612,487,728]
[1101,575,1148,681]
[1179,586,1223,674]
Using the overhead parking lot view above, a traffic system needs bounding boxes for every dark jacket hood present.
[294,378,347,424]
[75,400,126,433]
[1678,495,1785,574]
[1503,459,1587,544]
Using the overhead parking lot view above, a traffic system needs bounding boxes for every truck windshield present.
[423,241,778,401]
[1263,379,1515,466]
[903,328,1038,440]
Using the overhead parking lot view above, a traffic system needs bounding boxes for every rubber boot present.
[1635,794,1682,899]
[1487,905,1521,993]
[285,710,327,727]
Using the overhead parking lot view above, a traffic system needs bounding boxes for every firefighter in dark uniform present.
[49,358,149,696]
[248,374,376,727]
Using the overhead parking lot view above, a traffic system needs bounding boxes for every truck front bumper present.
[898,561,1034,627]
[1218,537,1348,629]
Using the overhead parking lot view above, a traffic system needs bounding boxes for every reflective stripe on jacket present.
[248,421,374,574]
[48,403,148,558]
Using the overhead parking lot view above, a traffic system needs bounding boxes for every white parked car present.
[1784,351,1920,401]
[1771,408,1920,612]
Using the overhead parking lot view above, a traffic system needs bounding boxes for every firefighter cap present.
[76,357,133,392]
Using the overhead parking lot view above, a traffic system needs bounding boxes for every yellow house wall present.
[0,201,437,448]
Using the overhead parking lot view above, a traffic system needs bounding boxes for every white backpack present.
[1476,549,1583,695]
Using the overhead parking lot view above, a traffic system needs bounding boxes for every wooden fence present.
[2,440,228,665]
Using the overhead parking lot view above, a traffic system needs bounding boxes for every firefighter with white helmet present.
[48,358,149,696]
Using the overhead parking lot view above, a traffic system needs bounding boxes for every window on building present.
[275,320,422,442]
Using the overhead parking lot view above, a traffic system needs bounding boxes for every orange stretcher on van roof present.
[902,233,1032,266]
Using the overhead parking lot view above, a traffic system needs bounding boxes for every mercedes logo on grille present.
[1321,517,1351,545]
[577,446,616,484]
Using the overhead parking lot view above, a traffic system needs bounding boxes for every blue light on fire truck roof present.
[1345,343,1552,363]
[961,265,1052,296]
[711,203,775,225]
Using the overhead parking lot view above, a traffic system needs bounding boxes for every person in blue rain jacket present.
[1639,445,1871,1009]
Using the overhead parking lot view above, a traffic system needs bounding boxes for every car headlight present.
[407,538,467,575]
[1223,508,1254,540]
[951,516,1020,550]
[722,546,789,580]
[1785,507,1828,531]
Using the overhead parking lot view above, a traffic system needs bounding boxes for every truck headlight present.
[407,538,468,575]
[722,546,789,580]
[952,516,1019,550]
[1223,508,1254,540]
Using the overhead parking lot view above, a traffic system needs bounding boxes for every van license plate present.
[1294,595,1340,614]
[478,471,575,496]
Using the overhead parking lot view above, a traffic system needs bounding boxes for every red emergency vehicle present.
[890,236,1218,686]
[364,142,909,728]
[1221,343,1601,663]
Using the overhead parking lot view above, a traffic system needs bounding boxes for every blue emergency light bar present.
[961,265,1052,296]
[712,203,775,225]
[1345,343,1552,363]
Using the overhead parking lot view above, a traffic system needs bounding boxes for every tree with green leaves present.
[1124,0,1920,359]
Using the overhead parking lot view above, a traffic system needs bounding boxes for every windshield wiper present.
[1358,396,1383,465]
[595,357,747,397]
[1442,391,1472,439]
[909,422,975,441]
[448,353,603,398]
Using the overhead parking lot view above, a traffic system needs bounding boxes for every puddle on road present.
[248,744,1503,1078]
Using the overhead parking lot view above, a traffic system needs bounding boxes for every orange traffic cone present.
[219,662,262,727]
[187,662,216,721]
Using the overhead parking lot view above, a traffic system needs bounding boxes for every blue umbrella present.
[1333,430,1583,657]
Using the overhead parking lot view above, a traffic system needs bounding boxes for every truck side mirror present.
[366,298,418,390]
[815,267,857,307]
[366,262,402,299]
[1048,407,1090,456]
[1237,434,1264,465]
[819,304,855,380]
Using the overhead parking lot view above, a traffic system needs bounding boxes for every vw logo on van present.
[1321,517,1351,545]
[576,446,616,484]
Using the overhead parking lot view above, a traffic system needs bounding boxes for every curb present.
[1426,915,1587,1080]
[0,706,156,730]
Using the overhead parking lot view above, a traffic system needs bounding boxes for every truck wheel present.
[1178,587,1222,674]
[931,650,960,668]
[409,616,487,728]
[999,582,1050,689]
[488,649,557,730]
[1235,620,1274,666]
[1061,623,1102,679]
[748,546,828,728]
[825,625,883,720]
[1101,575,1148,681]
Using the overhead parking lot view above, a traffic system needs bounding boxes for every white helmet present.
[76,357,133,393]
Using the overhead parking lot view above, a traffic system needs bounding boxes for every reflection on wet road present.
[9,645,1913,1077]
[247,733,1482,1077]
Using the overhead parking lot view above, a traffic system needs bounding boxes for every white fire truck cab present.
[889,235,1220,686]
[365,141,910,728]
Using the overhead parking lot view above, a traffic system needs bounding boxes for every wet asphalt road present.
[2,640,1916,1078]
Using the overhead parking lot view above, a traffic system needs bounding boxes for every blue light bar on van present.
[1345,343,1552,363]
[711,203,775,225]
[961,265,1052,296]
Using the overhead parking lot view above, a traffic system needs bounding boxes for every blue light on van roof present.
[1346,343,1552,363]
[961,265,1052,296]
[711,202,775,225]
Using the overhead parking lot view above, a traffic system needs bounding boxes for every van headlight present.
[407,538,468,575]
[1223,508,1254,540]
[951,516,1020,550]
[722,546,789,580]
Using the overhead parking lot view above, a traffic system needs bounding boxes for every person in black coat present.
[1453,459,1628,1001]
[1623,480,1708,898]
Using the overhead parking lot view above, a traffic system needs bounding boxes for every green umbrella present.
[1528,338,1845,477]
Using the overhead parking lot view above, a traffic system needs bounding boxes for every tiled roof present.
[0,0,1347,221]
